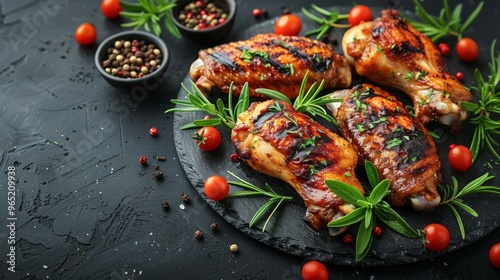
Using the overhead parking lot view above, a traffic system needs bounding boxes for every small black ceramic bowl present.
[170,0,236,44]
[95,30,170,90]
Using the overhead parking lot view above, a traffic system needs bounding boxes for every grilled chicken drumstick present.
[231,99,363,234]
[191,33,352,99]
[342,9,472,128]
[327,84,442,211]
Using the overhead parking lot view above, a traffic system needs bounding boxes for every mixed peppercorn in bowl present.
[94,30,170,89]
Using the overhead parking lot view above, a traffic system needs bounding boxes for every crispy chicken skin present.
[231,99,363,233]
[328,84,442,211]
[190,33,352,99]
[342,9,472,127]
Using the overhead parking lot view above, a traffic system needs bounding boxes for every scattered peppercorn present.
[229,244,238,252]
[150,127,158,136]
[210,222,219,231]
[182,193,191,202]
[153,171,164,179]
[373,226,382,237]
[449,143,457,151]
[261,9,268,18]
[195,230,203,239]
[153,165,160,170]
[330,37,338,46]
[102,39,162,79]
[156,156,166,161]
[283,8,291,15]
[343,234,354,244]
[438,43,450,56]
[455,71,464,81]
[230,153,239,162]
[161,200,170,209]
[139,156,148,165]
[177,0,229,30]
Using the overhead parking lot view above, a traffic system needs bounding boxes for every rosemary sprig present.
[438,173,500,239]
[301,5,350,39]
[119,0,181,38]
[461,40,500,162]
[255,71,342,125]
[226,171,293,232]
[326,161,420,262]
[405,0,483,42]
[165,81,250,130]
[166,72,342,128]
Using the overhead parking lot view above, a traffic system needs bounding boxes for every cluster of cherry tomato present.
[74,0,122,45]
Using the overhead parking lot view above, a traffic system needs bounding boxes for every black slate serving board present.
[172,6,500,266]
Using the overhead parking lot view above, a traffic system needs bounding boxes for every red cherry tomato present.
[448,145,473,172]
[423,223,450,252]
[194,126,222,151]
[101,0,122,19]
[456,38,479,62]
[490,243,500,268]
[348,5,373,27]
[301,260,329,280]
[274,14,302,36]
[75,23,97,45]
[204,175,229,201]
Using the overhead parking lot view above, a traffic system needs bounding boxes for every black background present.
[1,0,499,279]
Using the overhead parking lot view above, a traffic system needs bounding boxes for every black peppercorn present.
[161,200,169,209]
[154,171,164,180]
[194,230,203,239]
[182,193,190,202]
[210,223,218,231]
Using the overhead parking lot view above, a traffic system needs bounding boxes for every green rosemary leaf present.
[446,204,466,239]
[255,88,292,104]
[227,191,263,197]
[452,200,478,217]
[373,204,421,238]
[364,160,380,188]
[164,11,182,38]
[325,180,365,206]
[249,198,278,228]
[192,118,223,127]
[327,207,366,228]
[459,2,484,34]
[120,1,144,12]
[311,4,332,17]
[368,179,391,205]
[262,197,288,231]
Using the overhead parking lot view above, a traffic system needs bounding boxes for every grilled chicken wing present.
[191,33,352,99]
[342,9,472,127]
[231,99,363,233]
[327,84,442,211]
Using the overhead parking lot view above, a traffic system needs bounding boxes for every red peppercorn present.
[343,234,353,244]
[455,72,464,81]
[230,153,239,162]
[218,18,226,24]
[204,115,211,120]
[195,1,203,7]
[252,8,262,18]
[438,43,450,56]
[373,226,382,237]
[149,127,158,136]
[139,156,148,164]
[449,143,457,151]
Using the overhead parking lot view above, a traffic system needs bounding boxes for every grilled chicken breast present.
[231,99,364,233]
[191,33,352,99]
[327,84,442,211]
[342,9,472,128]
